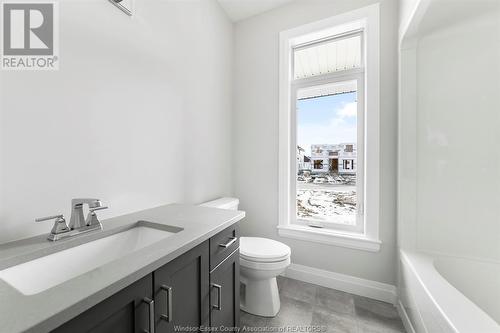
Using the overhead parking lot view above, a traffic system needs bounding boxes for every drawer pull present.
[160,285,173,322]
[142,297,155,333]
[219,237,237,248]
[212,283,222,311]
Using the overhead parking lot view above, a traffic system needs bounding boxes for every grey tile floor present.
[240,277,406,333]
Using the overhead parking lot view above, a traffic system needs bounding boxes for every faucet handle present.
[35,214,64,222]
[89,205,108,212]
[86,205,108,227]
[35,214,70,235]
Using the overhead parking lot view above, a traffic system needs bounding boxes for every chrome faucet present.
[35,198,108,241]
[69,198,108,230]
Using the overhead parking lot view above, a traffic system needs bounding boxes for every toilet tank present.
[200,197,239,210]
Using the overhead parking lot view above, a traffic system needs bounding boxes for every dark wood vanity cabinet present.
[210,249,240,330]
[53,274,154,333]
[52,224,240,333]
[154,241,210,332]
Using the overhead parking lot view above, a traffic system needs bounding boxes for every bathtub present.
[399,250,500,333]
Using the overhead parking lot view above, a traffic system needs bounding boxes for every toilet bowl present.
[239,237,290,317]
[200,197,291,317]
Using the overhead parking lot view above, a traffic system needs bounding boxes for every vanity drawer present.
[210,223,239,270]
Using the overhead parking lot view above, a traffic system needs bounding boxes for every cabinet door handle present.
[219,237,237,248]
[212,283,222,311]
[160,285,173,322]
[142,297,155,333]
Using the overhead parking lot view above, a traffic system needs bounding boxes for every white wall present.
[398,0,419,40]
[233,0,399,284]
[0,0,233,243]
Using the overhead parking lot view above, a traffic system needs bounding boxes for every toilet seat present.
[240,256,290,270]
[240,237,291,263]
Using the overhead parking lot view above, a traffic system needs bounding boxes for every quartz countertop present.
[0,204,245,333]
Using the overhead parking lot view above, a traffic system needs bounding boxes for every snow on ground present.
[297,188,356,223]
[297,173,356,186]
[297,173,356,225]
[296,175,357,225]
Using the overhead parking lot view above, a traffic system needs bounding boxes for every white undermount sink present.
[0,224,179,295]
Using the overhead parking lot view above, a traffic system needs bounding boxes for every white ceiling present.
[217,0,294,22]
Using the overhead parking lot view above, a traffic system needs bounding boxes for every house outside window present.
[278,4,381,252]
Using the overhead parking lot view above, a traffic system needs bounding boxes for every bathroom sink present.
[0,222,181,295]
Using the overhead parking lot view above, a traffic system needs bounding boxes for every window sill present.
[277,225,381,252]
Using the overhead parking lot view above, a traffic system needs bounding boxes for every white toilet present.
[239,237,290,317]
[200,197,291,317]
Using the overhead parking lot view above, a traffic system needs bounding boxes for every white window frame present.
[278,4,381,252]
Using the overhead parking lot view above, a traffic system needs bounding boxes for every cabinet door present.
[154,241,210,333]
[210,249,240,330]
[52,274,153,333]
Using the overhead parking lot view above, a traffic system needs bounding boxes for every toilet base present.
[240,276,280,317]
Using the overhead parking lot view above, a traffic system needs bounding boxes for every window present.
[343,159,354,170]
[294,41,363,233]
[278,5,381,252]
[313,160,323,169]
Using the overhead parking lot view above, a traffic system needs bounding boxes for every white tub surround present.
[399,251,500,333]
[398,0,500,332]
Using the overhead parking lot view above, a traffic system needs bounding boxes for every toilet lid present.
[240,237,291,263]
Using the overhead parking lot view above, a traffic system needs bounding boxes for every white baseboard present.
[282,263,397,304]
[397,300,416,333]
